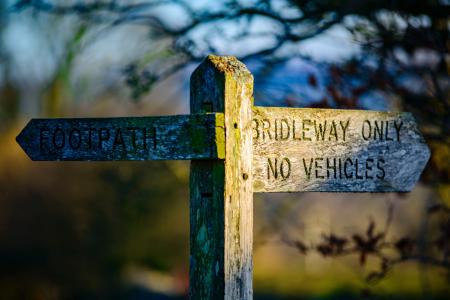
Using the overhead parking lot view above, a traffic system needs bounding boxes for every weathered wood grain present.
[16,114,225,161]
[252,106,430,192]
[190,55,254,299]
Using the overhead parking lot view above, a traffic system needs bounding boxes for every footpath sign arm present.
[190,55,254,299]
[16,114,225,161]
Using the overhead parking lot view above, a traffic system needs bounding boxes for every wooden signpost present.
[16,55,430,300]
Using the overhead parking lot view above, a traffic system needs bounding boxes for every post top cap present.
[204,55,252,78]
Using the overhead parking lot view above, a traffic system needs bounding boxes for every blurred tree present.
[43,24,87,117]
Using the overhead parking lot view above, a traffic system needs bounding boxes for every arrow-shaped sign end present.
[16,120,37,161]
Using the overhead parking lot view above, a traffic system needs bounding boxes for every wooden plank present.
[252,106,430,192]
[190,55,253,299]
[16,114,225,161]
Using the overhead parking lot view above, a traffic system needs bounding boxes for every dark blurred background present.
[0,0,449,299]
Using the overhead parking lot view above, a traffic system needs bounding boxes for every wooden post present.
[189,55,254,299]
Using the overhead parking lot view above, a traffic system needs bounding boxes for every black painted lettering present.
[280,119,290,140]
[262,119,272,141]
[280,157,291,179]
[374,121,383,140]
[143,127,157,150]
[52,128,65,149]
[39,128,49,152]
[394,121,403,142]
[274,119,279,140]
[314,120,327,141]
[329,121,338,141]
[128,127,138,149]
[113,128,125,150]
[365,158,374,179]
[385,121,393,141]
[362,120,371,140]
[326,157,337,179]
[340,120,350,141]
[98,128,110,149]
[302,119,312,141]
[153,127,157,150]
[344,158,353,179]
[315,157,325,179]
[303,158,313,180]
[376,158,386,179]
[69,128,81,150]
[87,128,95,149]
[143,128,148,150]
[293,120,301,140]
[355,158,363,179]
[267,158,278,179]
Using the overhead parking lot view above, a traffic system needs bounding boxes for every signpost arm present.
[189,55,254,299]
